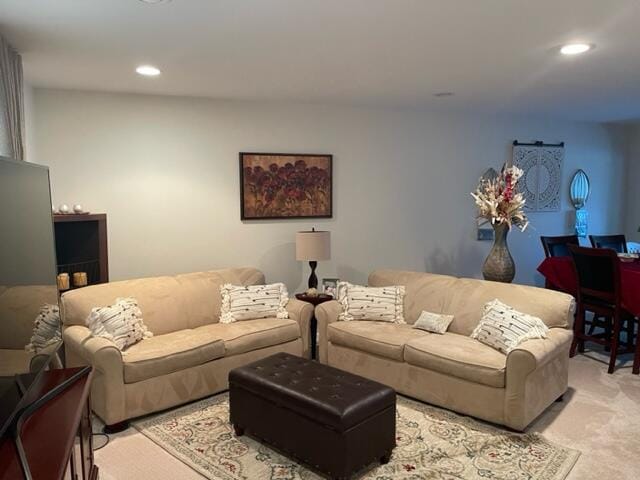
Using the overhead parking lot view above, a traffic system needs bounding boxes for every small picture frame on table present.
[322,278,339,297]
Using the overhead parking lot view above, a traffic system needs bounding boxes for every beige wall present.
[30,88,627,292]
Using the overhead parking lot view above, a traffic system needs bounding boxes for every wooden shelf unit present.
[53,214,109,287]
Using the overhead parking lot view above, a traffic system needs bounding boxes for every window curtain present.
[0,35,24,160]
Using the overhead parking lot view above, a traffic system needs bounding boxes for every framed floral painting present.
[239,152,333,220]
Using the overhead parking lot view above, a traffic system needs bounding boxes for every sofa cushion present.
[404,333,506,388]
[123,329,225,383]
[328,321,428,361]
[196,318,300,357]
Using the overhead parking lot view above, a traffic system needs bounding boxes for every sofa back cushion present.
[0,285,58,349]
[444,278,574,335]
[368,270,458,325]
[368,270,575,335]
[60,267,264,335]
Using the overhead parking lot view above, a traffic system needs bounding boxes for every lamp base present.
[308,261,318,289]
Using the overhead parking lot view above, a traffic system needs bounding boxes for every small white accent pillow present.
[471,299,549,354]
[220,283,289,324]
[412,310,454,334]
[337,282,405,324]
[86,297,152,351]
[25,304,62,353]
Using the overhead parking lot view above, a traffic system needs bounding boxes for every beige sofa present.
[316,270,575,431]
[61,267,313,429]
[0,285,60,376]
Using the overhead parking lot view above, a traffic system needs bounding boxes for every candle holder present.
[73,272,88,287]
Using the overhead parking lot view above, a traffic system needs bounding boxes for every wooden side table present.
[295,293,333,360]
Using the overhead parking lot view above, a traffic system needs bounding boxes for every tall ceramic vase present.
[482,222,515,283]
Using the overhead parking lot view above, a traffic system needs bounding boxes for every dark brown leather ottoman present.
[229,352,396,480]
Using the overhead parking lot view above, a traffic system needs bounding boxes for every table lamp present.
[295,228,331,289]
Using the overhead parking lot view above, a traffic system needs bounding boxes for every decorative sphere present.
[73,204,84,214]
[58,204,69,214]
[306,287,319,297]
[52,205,57,214]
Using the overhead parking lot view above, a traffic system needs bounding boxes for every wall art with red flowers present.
[239,152,332,220]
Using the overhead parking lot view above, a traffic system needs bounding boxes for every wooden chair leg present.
[634,318,640,375]
[604,317,612,352]
[570,307,585,358]
[625,318,634,348]
[607,316,621,374]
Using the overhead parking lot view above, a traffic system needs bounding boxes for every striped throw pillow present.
[25,304,62,353]
[220,283,289,324]
[471,299,549,354]
[337,282,405,324]
[86,297,152,351]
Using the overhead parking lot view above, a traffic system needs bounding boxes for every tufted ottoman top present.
[229,352,396,432]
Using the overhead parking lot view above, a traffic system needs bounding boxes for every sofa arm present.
[63,325,123,374]
[507,328,573,375]
[315,300,342,363]
[286,298,314,358]
[63,325,127,425]
[504,328,573,430]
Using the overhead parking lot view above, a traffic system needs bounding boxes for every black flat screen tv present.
[0,156,62,439]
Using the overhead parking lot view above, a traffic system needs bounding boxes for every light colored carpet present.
[95,351,640,480]
[131,393,578,480]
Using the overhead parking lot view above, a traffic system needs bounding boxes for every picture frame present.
[239,152,333,220]
[322,277,339,297]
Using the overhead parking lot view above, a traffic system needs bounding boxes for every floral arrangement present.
[471,164,529,231]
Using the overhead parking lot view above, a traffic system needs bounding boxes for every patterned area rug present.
[133,393,580,480]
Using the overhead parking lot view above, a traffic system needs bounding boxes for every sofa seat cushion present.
[328,321,428,361]
[123,329,225,383]
[404,333,506,388]
[0,349,34,376]
[196,318,300,357]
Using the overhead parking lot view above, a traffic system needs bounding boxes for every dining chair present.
[568,245,635,374]
[589,234,628,253]
[540,235,579,258]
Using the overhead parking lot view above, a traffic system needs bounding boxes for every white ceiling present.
[1,0,640,122]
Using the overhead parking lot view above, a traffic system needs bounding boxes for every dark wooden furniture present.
[589,234,628,253]
[540,235,579,258]
[568,246,636,374]
[295,293,333,360]
[229,353,396,480]
[53,214,108,289]
[0,367,98,480]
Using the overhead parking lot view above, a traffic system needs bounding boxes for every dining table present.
[537,256,640,317]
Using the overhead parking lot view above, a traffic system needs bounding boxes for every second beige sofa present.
[61,267,313,430]
[316,269,575,431]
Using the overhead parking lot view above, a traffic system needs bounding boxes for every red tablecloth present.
[537,256,640,316]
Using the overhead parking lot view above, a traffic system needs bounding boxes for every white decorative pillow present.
[412,310,454,334]
[220,283,289,324]
[86,297,152,351]
[337,282,405,324]
[471,299,549,354]
[25,304,62,353]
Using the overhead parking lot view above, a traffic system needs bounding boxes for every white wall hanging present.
[512,141,564,212]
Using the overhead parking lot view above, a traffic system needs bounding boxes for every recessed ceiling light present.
[138,0,172,4]
[560,43,593,55]
[434,92,454,97]
[136,65,161,76]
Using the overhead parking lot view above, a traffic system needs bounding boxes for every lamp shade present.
[296,230,330,261]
